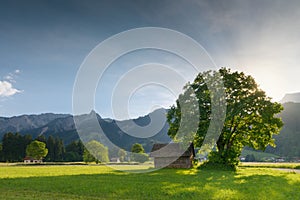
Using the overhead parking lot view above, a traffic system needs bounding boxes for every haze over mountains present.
[267,101,300,158]
[280,92,300,103]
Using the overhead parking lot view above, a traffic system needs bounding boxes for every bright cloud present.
[0,80,21,97]
[4,69,21,83]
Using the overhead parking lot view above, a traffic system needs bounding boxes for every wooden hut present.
[150,143,195,168]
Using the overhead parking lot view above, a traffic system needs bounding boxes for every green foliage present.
[245,154,256,162]
[1,133,32,162]
[241,148,279,162]
[200,151,239,170]
[168,68,283,168]
[130,143,148,163]
[83,148,97,163]
[118,149,127,162]
[108,145,120,159]
[54,138,65,161]
[130,153,149,163]
[36,135,46,143]
[64,140,84,162]
[131,143,145,153]
[0,143,2,161]
[45,136,55,161]
[83,140,109,163]
[44,136,65,162]
[26,140,48,160]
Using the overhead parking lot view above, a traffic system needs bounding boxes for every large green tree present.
[167,68,283,168]
[26,140,48,160]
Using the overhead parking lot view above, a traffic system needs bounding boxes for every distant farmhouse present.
[150,143,195,168]
[110,157,120,163]
[24,156,42,164]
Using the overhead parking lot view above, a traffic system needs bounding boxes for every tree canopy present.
[118,149,127,162]
[167,68,283,167]
[131,143,145,153]
[130,143,148,163]
[65,140,84,162]
[2,133,32,162]
[26,140,48,160]
[83,140,109,163]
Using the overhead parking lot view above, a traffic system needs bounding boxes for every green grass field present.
[0,164,299,199]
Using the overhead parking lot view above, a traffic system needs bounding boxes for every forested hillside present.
[265,102,300,158]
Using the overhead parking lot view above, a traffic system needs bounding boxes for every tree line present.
[0,132,149,163]
[0,132,84,162]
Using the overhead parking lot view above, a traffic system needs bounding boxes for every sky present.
[1,0,300,119]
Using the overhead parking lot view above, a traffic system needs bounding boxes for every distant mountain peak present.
[89,110,97,115]
[280,92,300,103]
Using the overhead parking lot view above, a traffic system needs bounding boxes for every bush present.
[131,143,145,153]
[245,154,256,162]
[198,162,237,171]
[64,152,82,162]
[130,153,149,163]
[200,151,238,171]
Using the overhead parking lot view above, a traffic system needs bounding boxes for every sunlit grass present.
[0,165,117,178]
[239,162,300,169]
[0,164,299,199]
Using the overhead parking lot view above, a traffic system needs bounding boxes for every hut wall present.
[154,155,193,168]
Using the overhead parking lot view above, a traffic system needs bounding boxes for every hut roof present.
[150,143,195,158]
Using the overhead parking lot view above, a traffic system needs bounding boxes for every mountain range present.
[0,109,171,153]
[1,93,300,156]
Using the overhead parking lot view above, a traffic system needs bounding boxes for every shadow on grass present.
[0,167,299,200]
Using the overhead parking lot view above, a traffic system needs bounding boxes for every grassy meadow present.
[0,164,299,200]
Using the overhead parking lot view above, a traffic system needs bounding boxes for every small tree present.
[83,140,109,163]
[130,143,149,163]
[26,140,48,160]
[83,148,97,163]
[131,153,149,163]
[118,149,127,162]
[108,145,120,159]
[131,143,145,153]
